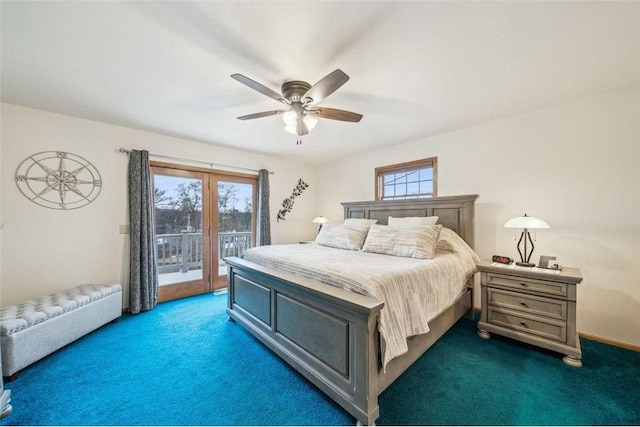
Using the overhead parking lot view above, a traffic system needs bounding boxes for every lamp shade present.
[312,216,330,224]
[504,214,550,229]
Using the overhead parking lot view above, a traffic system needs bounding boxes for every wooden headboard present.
[342,194,479,249]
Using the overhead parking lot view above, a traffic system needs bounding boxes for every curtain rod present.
[118,148,274,175]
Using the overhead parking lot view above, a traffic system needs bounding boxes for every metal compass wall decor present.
[15,151,102,210]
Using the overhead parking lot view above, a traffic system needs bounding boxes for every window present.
[375,157,437,200]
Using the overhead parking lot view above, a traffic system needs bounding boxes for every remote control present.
[492,255,512,264]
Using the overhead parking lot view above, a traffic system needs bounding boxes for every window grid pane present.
[384,184,395,197]
[419,167,433,180]
[407,182,419,195]
[420,181,433,194]
[379,163,435,201]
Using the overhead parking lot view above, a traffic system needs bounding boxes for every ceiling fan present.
[231,69,363,137]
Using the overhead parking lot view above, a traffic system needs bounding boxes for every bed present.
[224,195,479,425]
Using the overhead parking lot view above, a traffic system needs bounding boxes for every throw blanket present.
[242,228,480,369]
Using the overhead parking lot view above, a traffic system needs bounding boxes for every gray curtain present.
[128,150,158,314]
[257,169,271,246]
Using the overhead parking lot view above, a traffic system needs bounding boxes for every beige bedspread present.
[241,228,480,369]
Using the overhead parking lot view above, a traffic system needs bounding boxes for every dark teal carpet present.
[2,293,638,426]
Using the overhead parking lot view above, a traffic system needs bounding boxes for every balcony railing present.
[219,231,253,259]
[156,231,252,275]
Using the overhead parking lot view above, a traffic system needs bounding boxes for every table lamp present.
[504,214,550,267]
[312,216,330,234]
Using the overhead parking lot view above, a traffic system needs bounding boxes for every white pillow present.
[315,223,369,251]
[343,218,378,228]
[388,216,439,227]
[361,224,443,259]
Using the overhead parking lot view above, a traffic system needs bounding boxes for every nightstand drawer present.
[486,272,567,298]
[488,288,567,320]
[488,308,567,343]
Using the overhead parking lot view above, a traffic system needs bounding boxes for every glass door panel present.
[152,167,210,301]
[215,179,256,288]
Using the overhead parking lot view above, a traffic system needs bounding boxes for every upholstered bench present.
[0,284,122,380]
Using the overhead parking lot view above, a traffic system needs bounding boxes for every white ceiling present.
[2,1,638,164]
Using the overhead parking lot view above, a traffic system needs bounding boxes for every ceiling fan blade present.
[296,116,309,136]
[309,107,363,122]
[231,74,286,103]
[302,69,349,105]
[237,110,287,120]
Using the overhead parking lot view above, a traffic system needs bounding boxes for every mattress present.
[242,228,479,368]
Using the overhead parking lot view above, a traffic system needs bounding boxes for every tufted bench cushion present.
[0,284,121,337]
[0,284,122,379]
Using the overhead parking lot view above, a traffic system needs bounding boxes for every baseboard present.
[578,332,640,352]
[470,307,638,352]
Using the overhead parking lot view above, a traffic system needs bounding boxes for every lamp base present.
[516,262,535,267]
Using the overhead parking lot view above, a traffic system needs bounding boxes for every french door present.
[151,162,257,302]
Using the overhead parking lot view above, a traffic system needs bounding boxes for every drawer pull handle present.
[520,321,529,328]
[520,283,528,287]
[520,301,528,307]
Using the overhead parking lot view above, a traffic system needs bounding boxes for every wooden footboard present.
[226,256,473,425]
[226,256,384,425]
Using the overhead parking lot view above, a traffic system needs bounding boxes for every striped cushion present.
[315,223,369,251]
[362,224,443,259]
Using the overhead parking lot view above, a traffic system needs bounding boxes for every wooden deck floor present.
[158,265,228,286]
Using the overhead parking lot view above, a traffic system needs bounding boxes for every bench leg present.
[3,373,19,383]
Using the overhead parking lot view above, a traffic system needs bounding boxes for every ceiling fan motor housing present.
[281,81,312,103]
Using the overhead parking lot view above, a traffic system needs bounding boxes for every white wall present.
[0,104,318,306]
[316,86,640,347]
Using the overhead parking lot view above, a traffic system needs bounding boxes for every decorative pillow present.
[362,224,443,259]
[315,223,369,251]
[388,216,439,227]
[343,218,378,228]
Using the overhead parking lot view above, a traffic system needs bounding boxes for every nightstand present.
[476,260,583,367]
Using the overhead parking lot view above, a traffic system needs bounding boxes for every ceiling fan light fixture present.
[303,115,318,131]
[284,123,297,134]
[283,111,316,135]
[282,110,297,126]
